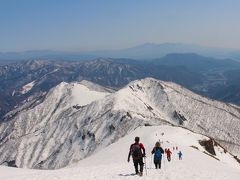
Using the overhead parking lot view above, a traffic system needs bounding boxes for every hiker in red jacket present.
[128,137,146,176]
[166,148,172,162]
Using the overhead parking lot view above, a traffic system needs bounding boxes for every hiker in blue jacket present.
[178,150,182,160]
[151,142,164,169]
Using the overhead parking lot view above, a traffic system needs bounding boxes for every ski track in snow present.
[1,125,240,180]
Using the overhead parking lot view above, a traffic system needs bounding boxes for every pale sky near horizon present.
[0,0,240,52]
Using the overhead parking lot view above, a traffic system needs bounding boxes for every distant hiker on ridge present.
[128,136,146,176]
[151,141,164,169]
[166,148,172,162]
[178,150,182,160]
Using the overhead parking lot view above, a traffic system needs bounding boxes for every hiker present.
[128,137,146,176]
[177,150,182,160]
[166,148,172,162]
[151,141,164,169]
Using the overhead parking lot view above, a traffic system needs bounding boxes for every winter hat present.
[135,137,140,142]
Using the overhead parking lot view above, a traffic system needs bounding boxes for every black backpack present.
[131,144,142,159]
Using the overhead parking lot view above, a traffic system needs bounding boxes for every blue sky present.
[0,0,240,52]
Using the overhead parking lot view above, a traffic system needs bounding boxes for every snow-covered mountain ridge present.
[0,80,113,169]
[131,78,240,155]
[0,77,240,169]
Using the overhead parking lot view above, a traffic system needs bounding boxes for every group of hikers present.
[127,136,182,176]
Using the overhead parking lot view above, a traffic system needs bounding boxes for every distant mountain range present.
[1,43,240,62]
[0,53,240,120]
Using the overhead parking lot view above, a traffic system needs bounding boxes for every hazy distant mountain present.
[1,43,240,62]
[153,53,240,72]
[227,50,240,60]
[95,43,238,60]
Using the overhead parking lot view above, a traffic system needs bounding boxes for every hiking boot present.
[138,172,143,176]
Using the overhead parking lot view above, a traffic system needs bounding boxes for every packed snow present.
[0,125,239,180]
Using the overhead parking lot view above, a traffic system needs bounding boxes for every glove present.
[143,154,146,157]
[127,158,130,162]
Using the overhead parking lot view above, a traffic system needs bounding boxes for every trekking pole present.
[150,154,153,169]
[144,157,147,176]
[163,154,166,171]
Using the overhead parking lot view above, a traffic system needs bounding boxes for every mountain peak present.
[51,80,112,107]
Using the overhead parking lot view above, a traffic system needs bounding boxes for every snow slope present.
[0,125,239,180]
[0,80,112,169]
[0,78,240,169]
[68,80,113,106]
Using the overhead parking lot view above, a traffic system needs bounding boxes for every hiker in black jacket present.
[128,137,146,176]
[151,142,164,169]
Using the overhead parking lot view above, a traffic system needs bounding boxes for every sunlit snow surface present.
[0,125,240,180]
[64,81,111,106]
[20,81,36,94]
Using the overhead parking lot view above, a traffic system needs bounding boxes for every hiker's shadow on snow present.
[118,173,136,177]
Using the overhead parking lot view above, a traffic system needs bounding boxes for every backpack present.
[131,144,142,159]
[154,148,162,160]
